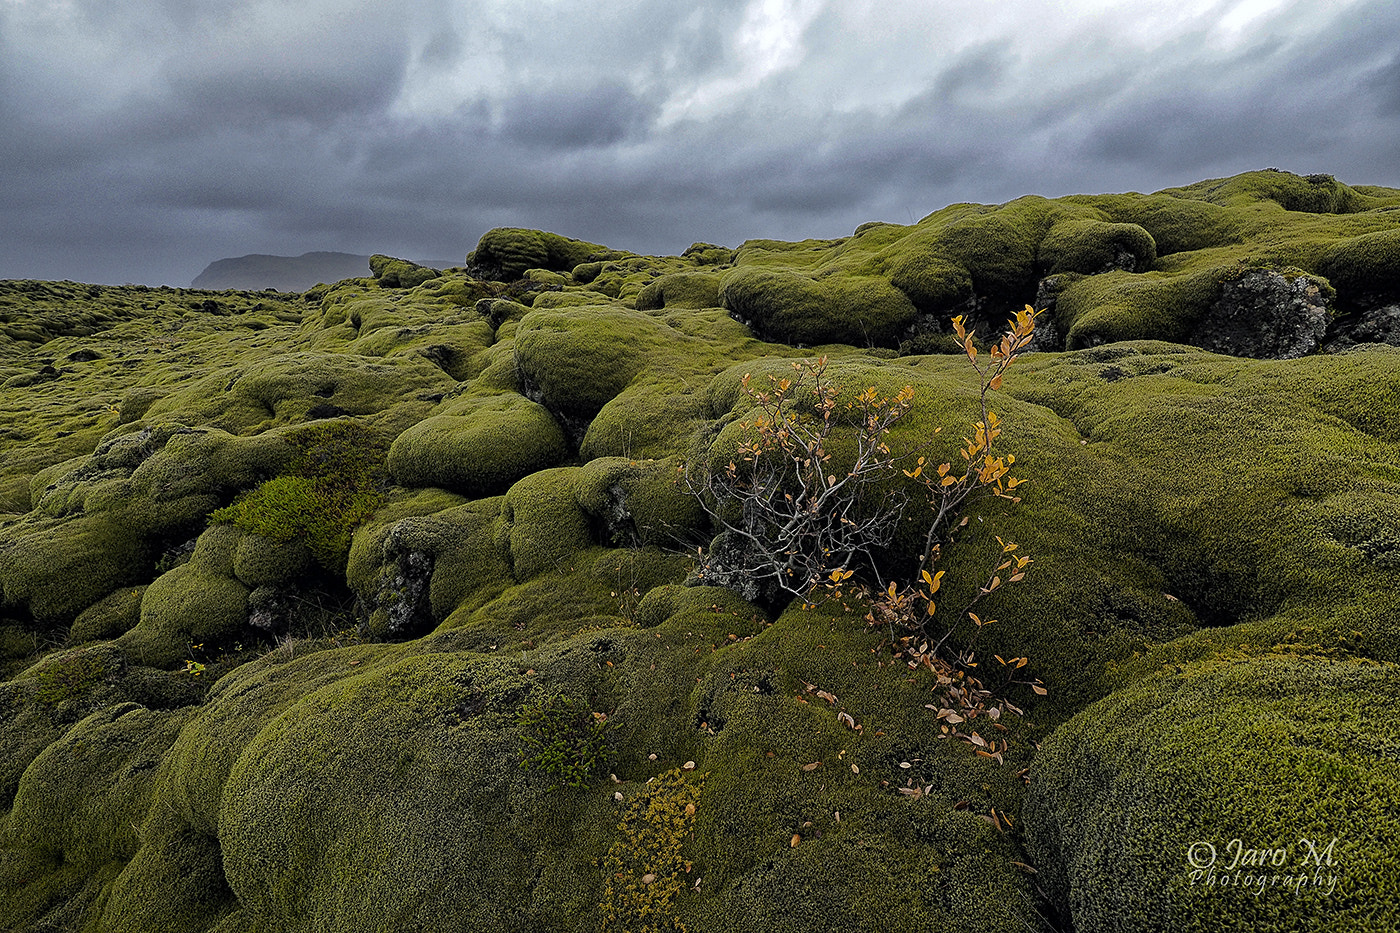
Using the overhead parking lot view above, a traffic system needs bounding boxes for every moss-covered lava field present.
[3,169,1400,931]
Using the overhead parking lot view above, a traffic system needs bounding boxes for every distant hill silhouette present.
[192,251,457,291]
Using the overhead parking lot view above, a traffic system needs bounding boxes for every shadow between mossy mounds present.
[2,170,1400,931]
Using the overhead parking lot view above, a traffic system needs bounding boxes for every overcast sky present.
[1,0,1397,286]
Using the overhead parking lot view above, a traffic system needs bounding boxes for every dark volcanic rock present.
[1189,269,1328,359]
[1322,302,1400,353]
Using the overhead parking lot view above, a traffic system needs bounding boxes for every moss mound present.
[1024,655,1400,932]
[369,254,441,289]
[470,228,614,280]
[387,393,570,496]
[718,267,917,347]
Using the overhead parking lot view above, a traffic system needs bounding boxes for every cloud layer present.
[1,0,1397,285]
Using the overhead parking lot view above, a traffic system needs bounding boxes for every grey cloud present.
[1365,54,1400,116]
[497,82,658,150]
[3,0,1400,287]
[932,43,1014,102]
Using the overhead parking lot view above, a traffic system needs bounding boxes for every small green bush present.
[211,421,385,571]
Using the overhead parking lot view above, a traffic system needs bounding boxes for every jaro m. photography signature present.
[1185,837,1340,897]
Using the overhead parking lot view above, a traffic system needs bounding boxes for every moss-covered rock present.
[470,228,613,280]
[718,267,917,347]
[636,271,724,310]
[387,393,570,496]
[6,702,191,867]
[118,525,253,667]
[1320,228,1400,305]
[1039,218,1157,275]
[369,254,441,289]
[1024,655,1400,932]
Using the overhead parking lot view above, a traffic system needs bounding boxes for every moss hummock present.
[1024,655,1400,933]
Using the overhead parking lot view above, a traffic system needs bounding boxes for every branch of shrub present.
[688,306,1046,748]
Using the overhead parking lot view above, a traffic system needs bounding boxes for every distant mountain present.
[191,251,458,292]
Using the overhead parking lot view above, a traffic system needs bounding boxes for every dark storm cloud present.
[1,0,1397,285]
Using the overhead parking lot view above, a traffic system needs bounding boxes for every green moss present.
[717,267,917,347]
[682,243,734,266]
[70,585,146,643]
[369,254,441,289]
[693,805,1032,932]
[513,306,710,439]
[886,253,973,315]
[32,647,113,705]
[636,272,723,311]
[582,385,711,462]
[1048,267,1225,348]
[94,821,238,933]
[0,509,155,625]
[216,651,616,931]
[230,533,314,588]
[7,702,191,866]
[1025,655,1400,932]
[387,393,569,496]
[1079,192,1244,256]
[0,850,121,933]
[472,228,613,280]
[1039,218,1157,275]
[572,457,708,547]
[1320,228,1400,302]
[501,468,595,580]
[348,494,512,638]
[118,530,252,667]
[1163,169,1366,214]
[532,289,622,309]
[919,196,1059,299]
[154,643,401,838]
